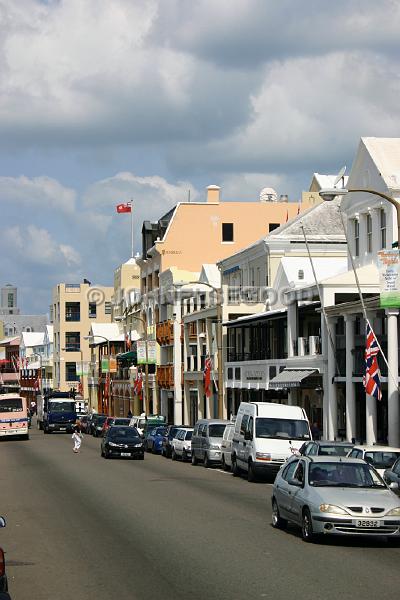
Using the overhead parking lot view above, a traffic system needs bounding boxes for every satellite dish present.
[333,166,346,188]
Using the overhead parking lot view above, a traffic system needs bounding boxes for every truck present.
[37,391,77,434]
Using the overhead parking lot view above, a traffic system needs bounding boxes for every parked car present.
[383,457,400,494]
[231,402,311,481]
[299,440,354,457]
[162,425,184,458]
[101,417,130,437]
[92,414,108,437]
[145,426,167,453]
[221,422,235,471]
[129,414,166,436]
[191,419,230,467]
[171,427,193,461]
[347,445,400,476]
[271,456,400,542]
[101,426,144,460]
[0,516,8,594]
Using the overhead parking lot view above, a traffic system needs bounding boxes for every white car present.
[347,445,400,477]
[221,422,235,471]
[171,428,194,461]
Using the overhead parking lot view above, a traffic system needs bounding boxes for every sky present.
[1,0,400,314]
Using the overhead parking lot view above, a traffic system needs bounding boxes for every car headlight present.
[319,504,350,515]
[134,443,143,448]
[108,442,118,447]
[386,507,400,516]
[256,452,271,461]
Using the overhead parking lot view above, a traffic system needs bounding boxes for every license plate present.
[60,427,66,431]
[121,452,131,457]
[354,519,380,528]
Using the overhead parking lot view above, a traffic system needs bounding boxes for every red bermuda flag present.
[204,357,212,398]
[116,203,132,214]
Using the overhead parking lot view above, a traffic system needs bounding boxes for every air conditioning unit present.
[309,336,320,355]
[297,337,307,357]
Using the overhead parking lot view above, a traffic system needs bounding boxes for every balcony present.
[156,320,183,346]
[156,365,183,388]
[292,336,321,357]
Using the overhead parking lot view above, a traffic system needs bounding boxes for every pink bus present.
[0,394,29,439]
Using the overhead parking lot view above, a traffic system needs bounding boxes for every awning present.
[268,368,318,389]
[117,351,137,360]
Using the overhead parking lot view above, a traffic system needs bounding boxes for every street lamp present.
[83,334,111,415]
[114,313,150,415]
[175,280,224,419]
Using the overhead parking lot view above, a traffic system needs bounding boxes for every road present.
[1,425,400,600]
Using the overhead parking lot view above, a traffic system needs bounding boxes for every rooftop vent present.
[259,187,278,202]
[280,194,289,203]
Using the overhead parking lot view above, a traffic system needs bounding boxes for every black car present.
[0,517,8,594]
[384,456,400,494]
[91,414,107,437]
[162,425,184,458]
[299,440,354,457]
[101,426,144,460]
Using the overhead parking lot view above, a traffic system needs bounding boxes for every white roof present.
[312,173,349,189]
[199,264,221,289]
[362,137,400,190]
[21,332,45,348]
[353,445,400,453]
[279,256,348,287]
[320,262,379,287]
[90,323,125,344]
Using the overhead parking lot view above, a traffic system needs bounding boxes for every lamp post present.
[115,312,150,415]
[175,280,224,420]
[83,335,111,415]
[319,185,400,446]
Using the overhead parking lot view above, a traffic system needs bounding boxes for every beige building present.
[51,282,113,398]
[138,184,315,423]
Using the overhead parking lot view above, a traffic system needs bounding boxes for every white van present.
[231,402,311,481]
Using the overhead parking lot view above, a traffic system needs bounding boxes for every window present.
[105,302,112,315]
[366,213,372,253]
[268,223,280,233]
[380,209,387,249]
[293,461,305,484]
[227,368,233,380]
[222,223,234,242]
[240,414,249,436]
[89,302,97,318]
[354,219,360,257]
[65,302,80,322]
[282,460,298,481]
[7,293,14,308]
[65,362,79,382]
[235,367,241,380]
[65,332,80,352]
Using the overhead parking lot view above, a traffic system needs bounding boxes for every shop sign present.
[378,249,400,307]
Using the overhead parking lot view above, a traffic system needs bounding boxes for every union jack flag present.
[363,322,382,401]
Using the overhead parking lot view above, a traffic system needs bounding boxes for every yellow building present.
[51,282,113,398]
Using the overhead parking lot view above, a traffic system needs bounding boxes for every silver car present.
[272,456,400,542]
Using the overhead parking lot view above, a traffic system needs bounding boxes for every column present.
[387,308,399,446]
[327,317,338,440]
[173,297,183,425]
[344,314,356,442]
[365,314,377,445]
[287,300,297,357]
[321,316,329,440]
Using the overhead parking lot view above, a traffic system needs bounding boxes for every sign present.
[137,340,157,364]
[76,362,89,376]
[378,249,400,307]
[109,356,117,373]
[101,356,109,373]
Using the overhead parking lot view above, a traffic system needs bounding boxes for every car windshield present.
[308,462,386,488]
[209,424,226,438]
[255,418,310,440]
[96,416,107,425]
[109,428,140,440]
[365,451,400,469]
[318,445,354,457]
[0,398,22,412]
[48,401,75,413]
[114,419,130,425]
[155,427,167,436]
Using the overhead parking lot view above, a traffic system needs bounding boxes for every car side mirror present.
[0,517,6,528]
[389,482,399,491]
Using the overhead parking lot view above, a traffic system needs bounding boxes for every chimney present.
[206,185,220,203]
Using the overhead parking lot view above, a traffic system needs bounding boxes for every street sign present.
[76,361,89,376]
[101,356,109,373]
[378,249,400,307]
[137,340,157,364]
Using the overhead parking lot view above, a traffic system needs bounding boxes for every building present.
[139,184,315,423]
[0,336,20,393]
[51,282,113,398]
[0,284,48,337]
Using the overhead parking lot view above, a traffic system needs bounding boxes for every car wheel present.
[182,449,187,462]
[101,448,104,457]
[104,450,110,459]
[302,508,316,543]
[231,455,239,477]
[271,498,287,529]
[139,454,144,460]
[204,452,211,468]
[191,453,198,466]
[171,449,177,461]
[222,456,230,472]
[247,460,257,482]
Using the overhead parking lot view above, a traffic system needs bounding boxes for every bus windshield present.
[0,398,23,413]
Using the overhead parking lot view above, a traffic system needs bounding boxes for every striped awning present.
[268,368,318,389]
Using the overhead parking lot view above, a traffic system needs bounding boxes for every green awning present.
[117,351,137,360]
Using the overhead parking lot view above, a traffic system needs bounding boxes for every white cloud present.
[0,175,76,214]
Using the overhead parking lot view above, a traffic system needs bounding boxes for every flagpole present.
[130,200,134,258]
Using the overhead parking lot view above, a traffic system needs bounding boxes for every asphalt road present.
[1,425,400,600]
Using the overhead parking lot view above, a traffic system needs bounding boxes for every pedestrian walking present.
[72,427,83,453]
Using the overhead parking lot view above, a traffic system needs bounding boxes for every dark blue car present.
[145,427,167,454]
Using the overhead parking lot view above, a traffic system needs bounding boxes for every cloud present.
[0,175,76,214]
